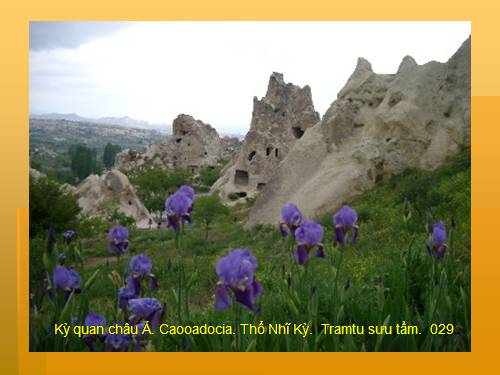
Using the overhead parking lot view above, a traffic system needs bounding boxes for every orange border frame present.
[1,1,498,373]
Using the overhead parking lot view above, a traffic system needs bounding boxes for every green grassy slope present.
[30,148,470,351]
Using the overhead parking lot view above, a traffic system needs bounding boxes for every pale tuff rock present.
[211,72,320,202]
[171,114,223,169]
[115,114,240,175]
[29,168,46,179]
[75,169,150,225]
[247,36,471,227]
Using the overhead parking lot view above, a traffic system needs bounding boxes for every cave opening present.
[234,169,249,186]
[292,127,305,139]
[248,150,257,161]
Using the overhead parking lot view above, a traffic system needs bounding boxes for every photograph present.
[28,21,471,352]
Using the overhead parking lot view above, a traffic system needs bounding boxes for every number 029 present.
[429,323,454,335]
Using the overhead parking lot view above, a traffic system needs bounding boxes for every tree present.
[103,143,122,168]
[69,144,98,181]
[131,168,192,213]
[198,164,224,187]
[29,176,81,238]
[192,194,230,240]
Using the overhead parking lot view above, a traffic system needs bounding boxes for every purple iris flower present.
[83,312,106,351]
[215,248,262,312]
[426,221,447,259]
[129,254,158,292]
[104,322,131,352]
[294,220,325,265]
[53,265,81,297]
[165,189,193,233]
[178,185,195,206]
[85,311,106,327]
[279,204,304,237]
[118,276,140,310]
[333,205,359,245]
[62,230,78,244]
[128,298,164,329]
[108,226,129,255]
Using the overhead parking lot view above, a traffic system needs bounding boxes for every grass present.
[29,148,470,352]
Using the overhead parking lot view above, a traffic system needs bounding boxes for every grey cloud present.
[29,21,132,50]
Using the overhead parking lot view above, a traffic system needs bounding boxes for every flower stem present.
[234,303,242,351]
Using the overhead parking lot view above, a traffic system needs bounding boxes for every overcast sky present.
[30,21,470,134]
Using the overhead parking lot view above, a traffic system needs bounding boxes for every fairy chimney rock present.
[171,114,222,172]
[247,36,471,227]
[211,72,320,202]
[397,55,418,74]
[115,114,239,175]
[75,169,150,225]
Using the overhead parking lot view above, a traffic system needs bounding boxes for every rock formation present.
[29,168,46,179]
[211,72,320,201]
[115,114,240,175]
[247,36,471,226]
[75,169,150,226]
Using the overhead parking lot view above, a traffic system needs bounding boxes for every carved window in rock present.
[248,151,257,161]
[234,169,249,186]
[292,127,304,139]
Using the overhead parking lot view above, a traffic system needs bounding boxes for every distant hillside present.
[29,118,168,182]
[30,113,171,133]
[30,118,167,151]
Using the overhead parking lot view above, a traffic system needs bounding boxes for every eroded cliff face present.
[115,114,240,175]
[211,72,320,202]
[247,36,470,227]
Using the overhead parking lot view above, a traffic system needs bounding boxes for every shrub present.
[192,194,230,239]
[131,168,192,212]
[77,215,109,238]
[198,164,223,187]
[107,209,136,228]
[29,176,81,238]
[228,192,239,201]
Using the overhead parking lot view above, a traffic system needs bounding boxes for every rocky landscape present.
[211,72,320,201]
[246,36,470,226]
[115,114,241,175]
[30,114,241,226]
[30,37,470,229]
[29,29,471,354]
[30,167,150,225]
